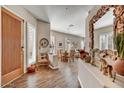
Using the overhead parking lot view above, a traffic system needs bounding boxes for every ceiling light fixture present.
[66,8,68,10]
[69,24,74,27]
[67,24,75,31]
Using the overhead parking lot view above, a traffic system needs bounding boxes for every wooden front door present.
[1,8,24,86]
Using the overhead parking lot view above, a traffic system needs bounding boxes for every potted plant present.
[113,31,124,76]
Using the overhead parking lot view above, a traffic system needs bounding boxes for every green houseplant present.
[113,31,124,76]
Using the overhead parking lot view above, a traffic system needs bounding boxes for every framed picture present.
[57,41,63,48]
[59,42,62,46]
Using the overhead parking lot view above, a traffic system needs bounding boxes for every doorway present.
[1,8,24,86]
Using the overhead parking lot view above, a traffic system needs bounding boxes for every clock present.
[40,38,49,48]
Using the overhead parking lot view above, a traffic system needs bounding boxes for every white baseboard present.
[78,75,84,88]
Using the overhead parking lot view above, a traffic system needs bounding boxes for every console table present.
[78,59,122,88]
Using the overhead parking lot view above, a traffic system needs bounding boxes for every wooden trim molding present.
[0,7,2,87]
[1,7,23,22]
[89,5,124,64]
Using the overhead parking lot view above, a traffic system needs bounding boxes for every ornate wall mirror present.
[89,5,124,64]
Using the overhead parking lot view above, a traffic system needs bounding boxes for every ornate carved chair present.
[57,49,63,62]
[36,53,50,70]
[69,50,75,62]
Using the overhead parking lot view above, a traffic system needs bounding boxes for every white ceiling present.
[22,6,114,37]
[23,5,94,37]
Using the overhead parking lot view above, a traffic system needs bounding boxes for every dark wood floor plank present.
[4,61,81,88]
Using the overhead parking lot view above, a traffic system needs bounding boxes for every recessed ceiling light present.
[66,8,68,10]
[69,24,74,27]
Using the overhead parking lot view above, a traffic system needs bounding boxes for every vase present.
[113,58,124,76]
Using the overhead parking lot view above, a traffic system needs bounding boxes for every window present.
[99,32,113,50]
[81,40,84,49]
[50,36,56,54]
[65,38,71,52]
[27,23,36,66]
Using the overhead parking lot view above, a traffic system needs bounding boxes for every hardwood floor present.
[4,61,81,88]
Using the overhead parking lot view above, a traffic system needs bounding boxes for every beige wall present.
[37,21,50,56]
[94,25,113,49]
[51,30,84,53]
